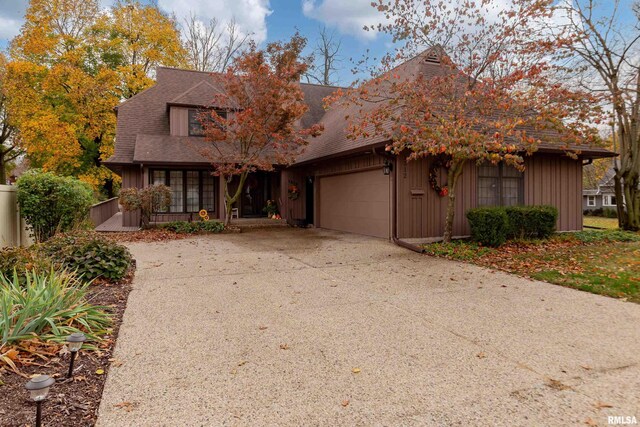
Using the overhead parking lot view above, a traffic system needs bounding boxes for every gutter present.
[386,153,425,254]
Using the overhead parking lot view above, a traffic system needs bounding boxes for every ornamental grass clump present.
[0,270,111,346]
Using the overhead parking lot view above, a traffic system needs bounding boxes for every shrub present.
[0,247,52,280]
[159,220,224,234]
[0,270,111,345]
[466,207,509,247]
[17,170,94,242]
[119,185,171,228]
[505,205,558,239]
[603,208,618,218]
[40,231,132,281]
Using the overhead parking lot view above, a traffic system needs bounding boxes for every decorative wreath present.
[428,156,450,197]
[288,184,300,200]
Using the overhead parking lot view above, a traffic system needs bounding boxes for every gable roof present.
[106,67,340,166]
[107,49,615,167]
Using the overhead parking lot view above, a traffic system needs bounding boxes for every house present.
[105,49,615,240]
[583,166,626,213]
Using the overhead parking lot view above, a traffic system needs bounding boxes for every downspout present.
[388,153,424,253]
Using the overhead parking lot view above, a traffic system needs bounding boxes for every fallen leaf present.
[584,417,597,426]
[279,344,289,350]
[96,369,105,375]
[476,352,487,359]
[580,365,592,370]
[352,368,361,374]
[114,401,137,412]
[341,399,350,407]
[230,369,237,375]
[238,360,247,366]
[258,326,268,330]
[594,401,613,410]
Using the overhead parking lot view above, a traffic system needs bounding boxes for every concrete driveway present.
[97,228,640,426]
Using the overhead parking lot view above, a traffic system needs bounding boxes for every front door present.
[241,172,269,217]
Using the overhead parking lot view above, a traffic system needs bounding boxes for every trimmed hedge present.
[466,205,558,246]
[40,231,132,281]
[505,206,558,239]
[17,170,94,242]
[159,220,224,234]
[466,207,509,247]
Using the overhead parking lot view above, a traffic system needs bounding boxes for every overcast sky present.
[0,0,636,85]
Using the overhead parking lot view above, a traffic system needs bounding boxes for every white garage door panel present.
[319,169,390,238]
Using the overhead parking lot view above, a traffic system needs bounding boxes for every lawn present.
[423,230,640,303]
[583,216,619,229]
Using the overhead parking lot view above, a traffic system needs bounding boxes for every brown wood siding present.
[397,155,476,239]
[89,197,119,227]
[524,154,582,231]
[121,166,143,227]
[280,168,306,220]
[169,107,190,136]
[397,153,583,238]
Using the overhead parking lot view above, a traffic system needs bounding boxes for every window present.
[150,170,216,213]
[587,196,596,207]
[478,163,523,207]
[188,109,226,137]
[603,195,617,207]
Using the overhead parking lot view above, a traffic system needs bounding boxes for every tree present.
[4,0,186,194]
[330,0,600,242]
[183,14,251,72]
[195,35,323,225]
[0,53,22,184]
[305,26,342,85]
[552,0,640,230]
[95,0,187,98]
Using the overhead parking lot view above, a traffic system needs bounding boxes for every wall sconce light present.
[25,375,55,427]
[383,160,393,175]
[67,332,86,378]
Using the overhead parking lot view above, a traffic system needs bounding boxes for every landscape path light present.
[25,374,55,427]
[66,332,86,378]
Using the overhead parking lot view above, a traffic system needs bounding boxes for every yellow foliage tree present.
[5,0,186,194]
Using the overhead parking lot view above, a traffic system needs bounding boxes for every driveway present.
[97,228,640,426]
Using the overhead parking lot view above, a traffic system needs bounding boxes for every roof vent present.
[424,52,440,64]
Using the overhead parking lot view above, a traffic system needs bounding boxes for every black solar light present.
[66,332,86,378]
[25,375,55,427]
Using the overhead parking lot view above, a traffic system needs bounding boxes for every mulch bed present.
[103,226,240,243]
[0,270,134,427]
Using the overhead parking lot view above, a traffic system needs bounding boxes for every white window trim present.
[603,195,616,207]
[587,196,596,207]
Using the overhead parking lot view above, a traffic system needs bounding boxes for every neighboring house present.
[583,166,623,212]
[105,49,615,240]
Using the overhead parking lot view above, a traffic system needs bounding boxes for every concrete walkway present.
[97,229,640,426]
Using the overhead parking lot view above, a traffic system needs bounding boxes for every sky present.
[0,0,636,85]
[0,0,393,85]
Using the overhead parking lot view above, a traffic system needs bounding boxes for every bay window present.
[150,169,216,213]
[478,163,524,207]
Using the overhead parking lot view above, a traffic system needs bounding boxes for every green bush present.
[119,184,171,228]
[466,207,509,247]
[0,247,53,280]
[40,231,132,281]
[603,208,618,218]
[505,205,558,239]
[159,220,224,234]
[570,229,640,243]
[17,170,94,242]
[0,270,111,345]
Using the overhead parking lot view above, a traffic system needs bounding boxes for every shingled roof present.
[107,50,614,167]
[105,67,339,166]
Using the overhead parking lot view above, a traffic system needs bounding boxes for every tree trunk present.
[442,160,465,243]
[223,171,249,226]
[0,152,5,184]
[622,170,640,231]
[613,172,626,228]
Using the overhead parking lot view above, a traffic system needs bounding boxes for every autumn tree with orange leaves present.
[330,0,602,242]
[196,34,323,225]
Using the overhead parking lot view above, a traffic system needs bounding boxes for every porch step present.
[232,218,289,230]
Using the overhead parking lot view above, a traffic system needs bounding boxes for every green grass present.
[583,216,619,230]
[423,230,640,303]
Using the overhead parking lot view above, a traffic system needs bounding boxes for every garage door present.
[318,169,390,238]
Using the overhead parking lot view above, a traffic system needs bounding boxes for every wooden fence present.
[90,197,119,227]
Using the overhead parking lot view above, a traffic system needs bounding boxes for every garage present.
[318,169,391,238]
